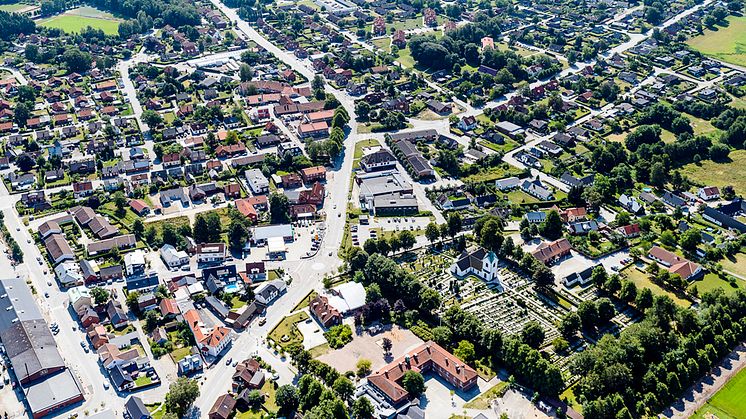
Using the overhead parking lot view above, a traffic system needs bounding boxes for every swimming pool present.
[224,283,241,294]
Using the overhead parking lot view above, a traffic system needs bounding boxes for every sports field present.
[686,16,746,67]
[681,150,746,195]
[692,365,746,419]
[39,7,121,35]
[0,3,34,12]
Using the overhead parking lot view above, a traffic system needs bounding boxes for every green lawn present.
[620,266,692,308]
[39,13,121,35]
[0,3,32,12]
[353,139,381,160]
[268,311,309,350]
[681,150,746,194]
[464,381,508,409]
[721,253,746,278]
[692,272,741,295]
[372,37,391,52]
[691,365,746,419]
[170,347,192,362]
[686,15,746,67]
[134,375,153,387]
[396,46,415,68]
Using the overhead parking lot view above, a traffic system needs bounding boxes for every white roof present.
[187,282,205,295]
[124,249,145,267]
[329,281,366,313]
[267,236,286,253]
[67,286,91,303]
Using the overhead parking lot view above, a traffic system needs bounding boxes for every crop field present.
[39,7,121,35]
[686,16,746,67]
[692,365,746,419]
[681,150,746,194]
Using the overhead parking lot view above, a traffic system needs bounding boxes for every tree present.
[425,222,440,244]
[402,370,425,397]
[142,110,163,128]
[592,265,608,288]
[356,359,372,377]
[164,377,199,417]
[478,218,504,251]
[596,298,615,323]
[559,312,581,338]
[577,300,599,330]
[14,102,30,127]
[62,48,93,72]
[275,384,300,414]
[521,321,546,349]
[16,154,34,172]
[270,192,291,224]
[132,218,144,238]
[332,376,354,400]
[619,280,637,302]
[635,287,654,311]
[246,389,264,409]
[352,396,375,419]
[398,230,416,251]
[91,287,110,305]
[239,63,253,82]
[447,212,462,238]
[539,210,564,240]
[144,309,161,332]
[453,340,476,363]
[113,192,127,216]
[679,228,701,253]
[382,337,392,355]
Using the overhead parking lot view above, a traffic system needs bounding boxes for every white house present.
[124,249,146,277]
[450,248,500,285]
[253,280,287,305]
[245,168,269,194]
[195,243,227,264]
[698,186,720,201]
[55,261,84,286]
[160,244,189,268]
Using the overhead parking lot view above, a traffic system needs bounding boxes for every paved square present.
[318,325,423,372]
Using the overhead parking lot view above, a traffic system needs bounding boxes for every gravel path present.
[661,343,746,418]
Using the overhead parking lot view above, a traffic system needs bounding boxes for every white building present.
[55,261,84,286]
[195,243,227,264]
[160,244,189,268]
[450,248,500,285]
[254,280,287,305]
[124,249,146,277]
[245,168,269,194]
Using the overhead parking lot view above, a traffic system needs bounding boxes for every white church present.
[450,248,501,286]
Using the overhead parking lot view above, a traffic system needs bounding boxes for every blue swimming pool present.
[224,283,241,294]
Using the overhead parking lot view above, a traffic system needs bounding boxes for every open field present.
[0,2,34,12]
[681,150,746,193]
[720,253,746,278]
[39,7,122,35]
[686,16,746,67]
[691,365,746,419]
[621,266,691,307]
[693,272,742,295]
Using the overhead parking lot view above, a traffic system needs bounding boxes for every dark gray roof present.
[25,369,83,415]
[125,396,150,419]
[0,278,65,382]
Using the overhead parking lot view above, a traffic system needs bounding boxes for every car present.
[46,281,51,286]
[79,341,86,349]
[225,358,232,366]
[15,227,19,232]
[258,318,266,326]
[103,382,110,390]
[328,251,333,256]
[72,325,77,331]
[271,373,280,381]
[44,292,49,298]
[232,360,238,367]
[181,266,190,271]
[26,239,30,244]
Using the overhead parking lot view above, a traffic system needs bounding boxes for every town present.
[0,0,746,417]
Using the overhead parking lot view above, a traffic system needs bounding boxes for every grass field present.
[39,7,121,35]
[720,253,746,278]
[691,366,746,419]
[268,311,309,350]
[681,150,746,194]
[463,381,508,409]
[0,3,33,12]
[686,16,746,67]
[693,272,742,295]
[621,266,692,307]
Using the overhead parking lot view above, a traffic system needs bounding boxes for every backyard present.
[686,15,746,67]
[39,7,122,35]
[681,150,746,194]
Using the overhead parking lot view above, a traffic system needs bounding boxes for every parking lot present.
[350,216,431,247]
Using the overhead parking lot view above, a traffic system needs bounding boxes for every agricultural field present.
[39,7,122,35]
[681,150,746,194]
[686,15,746,67]
[691,365,746,419]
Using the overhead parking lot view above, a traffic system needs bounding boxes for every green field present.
[692,366,746,419]
[621,266,691,308]
[720,253,746,278]
[686,16,746,67]
[681,150,746,194]
[0,3,32,12]
[39,7,121,35]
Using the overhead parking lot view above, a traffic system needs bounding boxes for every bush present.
[324,324,353,349]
